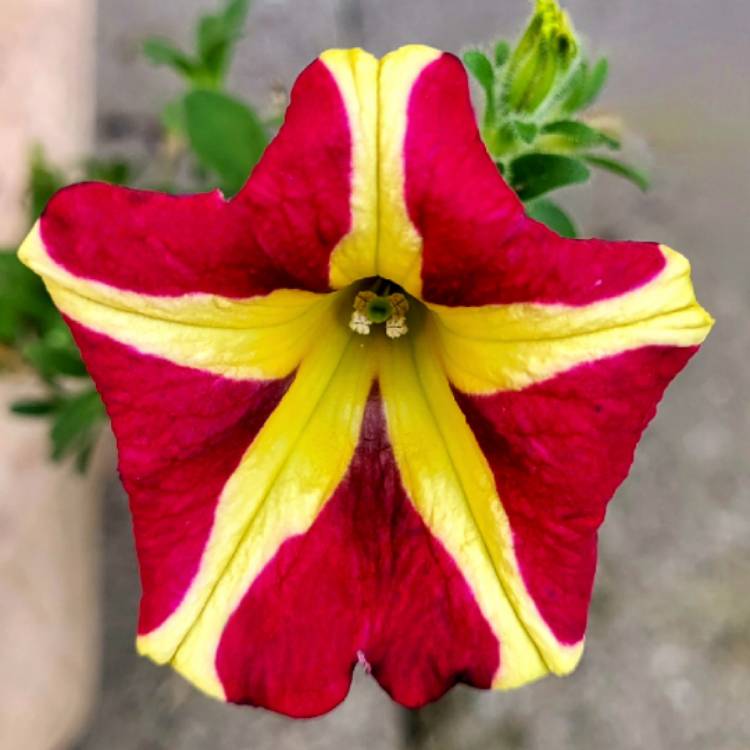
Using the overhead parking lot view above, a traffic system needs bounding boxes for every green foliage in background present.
[1,0,653,471]
[464,0,650,237]
[183,89,267,194]
[0,150,126,471]
[143,0,268,195]
[143,0,251,90]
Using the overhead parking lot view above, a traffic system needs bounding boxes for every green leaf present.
[142,38,196,78]
[83,158,132,185]
[463,51,495,98]
[184,90,268,195]
[0,248,23,265]
[541,119,620,149]
[510,153,590,201]
[583,154,650,191]
[513,120,538,144]
[525,198,578,238]
[559,60,589,114]
[74,441,96,474]
[0,252,45,307]
[494,40,511,67]
[196,15,231,84]
[29,147,66,222]
[50,389,105,471]
[580,57,609,109]
[10,398,60,417]
[22,340,88,379]
[197,0,251,84]
[222,0,252,31]
[0,307,20,343]
[0,251,56,342]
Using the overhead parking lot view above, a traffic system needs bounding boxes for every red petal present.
[454,345,697,643]
[404,54,666,307]
[215,391,499,716]
[41,58,352,297]
[67,319,290,633]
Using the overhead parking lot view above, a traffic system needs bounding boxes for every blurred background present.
[0,0,748,748]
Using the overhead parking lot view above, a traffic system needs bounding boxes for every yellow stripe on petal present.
[326,45,441,292]
[377,45,441,295]
[46,281,335,381]
[432,245,714,394]
[324,49,380,288]
[21,222,333,381]
[137,308,377,699]
[378,311,582,689]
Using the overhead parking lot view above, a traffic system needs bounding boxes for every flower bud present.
[506,0,579,114]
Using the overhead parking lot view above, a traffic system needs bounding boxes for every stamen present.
[349,311,372,335]
[349,286,410,338]
[388,293,409,319]
[353,291,376,313]
[386,316,408,339]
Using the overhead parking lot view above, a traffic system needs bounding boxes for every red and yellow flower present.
[19,46,712,717]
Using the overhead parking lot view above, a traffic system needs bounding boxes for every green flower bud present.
[506,0,580,114]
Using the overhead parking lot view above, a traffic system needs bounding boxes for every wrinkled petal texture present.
[18,45,712,717]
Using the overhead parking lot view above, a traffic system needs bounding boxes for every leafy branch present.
[143,0,268,196]
[464,0,650,237]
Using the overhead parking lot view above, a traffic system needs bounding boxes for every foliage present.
[143,0,268,195]
[463,0,650,237]
[0,149,128,471]
[183,89,267,195]
[143,0,251,90]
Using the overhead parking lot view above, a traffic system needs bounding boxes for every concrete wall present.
[0,0,95,244]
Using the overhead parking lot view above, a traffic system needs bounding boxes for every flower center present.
[349,279,410,339]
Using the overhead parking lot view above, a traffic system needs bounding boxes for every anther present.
[385,316,408,339]
[349,311,371,335]
[349,289,410,338]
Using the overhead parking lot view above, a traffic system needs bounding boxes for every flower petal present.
[380,51,673,307]
[323,49,380,287]
[214,390,500,716]
[452,345,699,646]
[65,319,291,634]
[432,245,713,394]
[22,52,374,301]
[374,45,442,291]
[379,316,574,686]
[252,49,380,291]
[138,315,378,701]
[29,183,305,298]
[20,221,334,381]
[419,239,711,665]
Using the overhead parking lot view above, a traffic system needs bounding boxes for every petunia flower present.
[18,46,712,717]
